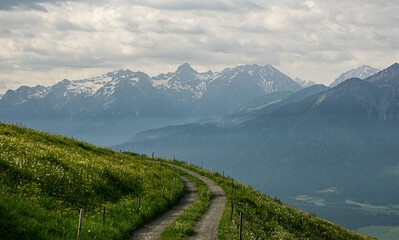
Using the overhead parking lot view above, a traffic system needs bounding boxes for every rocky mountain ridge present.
[329,65,380,87]
[0,63,302,145]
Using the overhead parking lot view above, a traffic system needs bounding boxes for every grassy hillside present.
[0,121,376,239]
[159,159,375,240]
[0,122,184,239]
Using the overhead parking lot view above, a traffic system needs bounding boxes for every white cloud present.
[0,0,398,93]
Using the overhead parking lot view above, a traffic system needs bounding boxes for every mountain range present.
[294,77,316,87]
[1,61,397,231]
[0,63,302,145]
[115,63,399,231]
[329,65,380,88]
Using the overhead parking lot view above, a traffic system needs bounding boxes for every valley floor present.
[356,226,399,240]
[285,200,399,240]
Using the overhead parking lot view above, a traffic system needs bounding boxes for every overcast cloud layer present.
[0,0,398,93]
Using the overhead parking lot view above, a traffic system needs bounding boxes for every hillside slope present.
[0,122,374,239]
[161,160,373,240]
[117,63,399,235]
[0,122,183,239]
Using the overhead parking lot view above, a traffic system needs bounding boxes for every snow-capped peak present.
[294,77,316,88]
[66,74,113,96]
[3,63,302,105]
[330,65,380,88]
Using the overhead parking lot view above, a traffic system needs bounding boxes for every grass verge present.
[156,158,375,240]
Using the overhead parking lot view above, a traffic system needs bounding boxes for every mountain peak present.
[294,77,316,88]
[364,62,399,87]
[176,63,197,74]
[390,62,399,69]
[330,65,380,88]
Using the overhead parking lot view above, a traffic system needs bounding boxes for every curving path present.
[130,163,227,240]
[130,175,198,240]
[168,164,227,240]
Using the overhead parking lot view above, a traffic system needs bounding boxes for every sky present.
[0,0,398,94]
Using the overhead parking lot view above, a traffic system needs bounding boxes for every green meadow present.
[0,122,184,239]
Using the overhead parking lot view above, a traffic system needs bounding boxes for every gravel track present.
[129,176,198,240]
[130,163,227,240]
[170,164,227,240]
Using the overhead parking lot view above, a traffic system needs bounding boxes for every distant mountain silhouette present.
[329,65,380,87]
[117,63,399,207]
[224,84,329,123]
[0,64,301,145]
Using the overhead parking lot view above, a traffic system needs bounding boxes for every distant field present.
[345,200,399,215]
[294,195,325,206]
[356,226,399,240]
[285,200,399,230]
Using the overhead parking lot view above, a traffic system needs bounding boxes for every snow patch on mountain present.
[2,63,302,109]
[67,74,113,96]
[330,65,380,88]
[294,77,316,88]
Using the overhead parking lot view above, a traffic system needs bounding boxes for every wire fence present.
[74,176,180,237]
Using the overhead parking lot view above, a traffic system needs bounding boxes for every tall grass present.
[0,123,184,239]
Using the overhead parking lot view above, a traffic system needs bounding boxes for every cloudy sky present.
[0,0,398,93]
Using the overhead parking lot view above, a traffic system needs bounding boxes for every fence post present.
[173,155,175,160]
[102,207,106,225]
[230,185,235,221]
[152,152,154,158]
[138,195,141,212]
[239,212,243,240]
[77,208,84,237]
[162,186,165,198]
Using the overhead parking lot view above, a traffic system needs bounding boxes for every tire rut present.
[130,175,198,240]
[168,164,227,240]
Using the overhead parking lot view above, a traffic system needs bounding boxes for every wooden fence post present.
[102,207,106,225]
[239,212,243,240]
[77,208,84,237]
[152,152,154,158]
[230,186,235,221]
[138,195,141,212]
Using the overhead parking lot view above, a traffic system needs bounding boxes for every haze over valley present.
[2,62,399,236]
[1,0,399,239]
